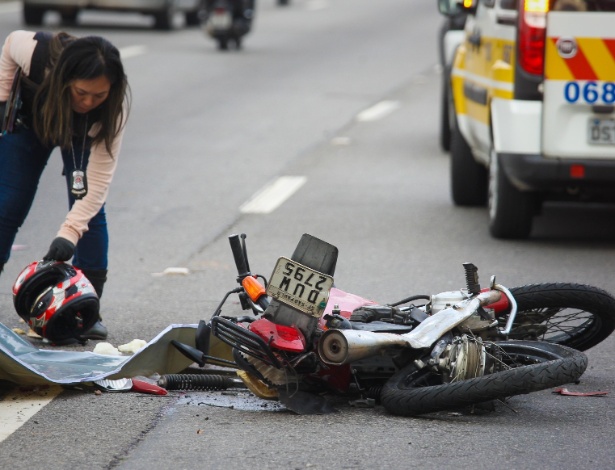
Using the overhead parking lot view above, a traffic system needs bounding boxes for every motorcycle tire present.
[380,340,587,417]
[505,283,615,351]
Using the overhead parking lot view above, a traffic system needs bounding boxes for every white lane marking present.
[240,176,307,214]
[0,2,19,14]
[356,100,401,122]
[119,45,148,59]
[0,385,63,443]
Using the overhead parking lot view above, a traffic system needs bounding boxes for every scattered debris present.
[11,326,43,339]
[94,377,168,395]
[118,339,147,354]
[151,267,190,277]
[26,328,42,339]
[93,342,122,356]
[349,398,376,408]
[331,136,351,146]
[553,387,608,397]
[95,378,133,391]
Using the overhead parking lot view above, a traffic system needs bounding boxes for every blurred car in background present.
[22,0,206,30]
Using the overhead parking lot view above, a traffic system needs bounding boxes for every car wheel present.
[154,1,176,30]
[488,147,536,239]
[61,9,79,25]
[185,4,204,27]
[450,121,487,206]
[23,5,45,25]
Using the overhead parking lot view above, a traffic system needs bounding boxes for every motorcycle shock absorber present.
[463,262,481,295]
[157,374,240,391]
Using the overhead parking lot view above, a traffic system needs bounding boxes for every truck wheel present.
[439,67,452,152]
[450,123,487,206]
[488,148,536,239]
[23,5,45,25]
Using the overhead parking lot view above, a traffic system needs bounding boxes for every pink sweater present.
[0,30,125,245]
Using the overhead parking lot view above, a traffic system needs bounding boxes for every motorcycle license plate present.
[266,257,334,318]
[588,118,615,145]
[210,11,232,29]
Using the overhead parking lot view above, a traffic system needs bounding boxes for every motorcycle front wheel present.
[380,340,587,417]
[505,283,615,351]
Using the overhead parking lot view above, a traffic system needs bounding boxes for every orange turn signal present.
[242,275,266,302]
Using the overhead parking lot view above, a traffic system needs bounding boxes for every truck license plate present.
[588,118,615,145]
[266,257,333,318]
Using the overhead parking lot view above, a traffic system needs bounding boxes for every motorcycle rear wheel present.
[380,340,587,416]
[505,283,615,351]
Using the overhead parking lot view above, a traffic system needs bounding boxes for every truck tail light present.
[518,0,550,76]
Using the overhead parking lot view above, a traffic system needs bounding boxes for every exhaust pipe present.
[318,329,409,365]
[318,289,502,366]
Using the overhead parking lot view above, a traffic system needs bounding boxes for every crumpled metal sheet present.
[0,322,197,386]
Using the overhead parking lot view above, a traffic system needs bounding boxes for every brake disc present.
[441,335,486,382]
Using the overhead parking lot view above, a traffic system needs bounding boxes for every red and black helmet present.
[13,260,99,343]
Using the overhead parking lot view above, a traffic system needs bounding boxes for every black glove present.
[43,237,76,262]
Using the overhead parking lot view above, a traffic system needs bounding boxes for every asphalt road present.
[1,1,615,469]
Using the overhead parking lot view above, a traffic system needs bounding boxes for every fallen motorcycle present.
[172,233,615,415]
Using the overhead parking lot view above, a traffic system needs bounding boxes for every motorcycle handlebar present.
[229,234,250,279]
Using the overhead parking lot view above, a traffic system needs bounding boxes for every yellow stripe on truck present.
[452,38,514,125]
[452,44,468,115]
